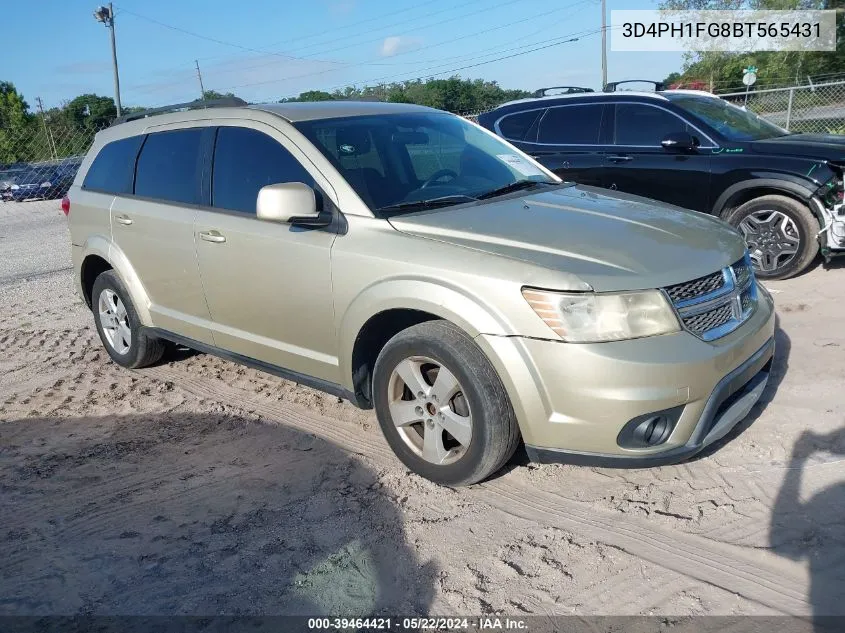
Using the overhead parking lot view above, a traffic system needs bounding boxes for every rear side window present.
[537,104,604,144]
[212,127,314,215]
[614,104,691,146]
[134,129,204,205]
[82,135,144,194]
[498,110,542,141]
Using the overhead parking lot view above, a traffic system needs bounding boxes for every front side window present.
[134,129,204,205]
[537,104,604,144]
[668,95,788,141]
[295,112,559,215]
[613,104,693,146]
[82,135,144,194]
[212,127,314,215]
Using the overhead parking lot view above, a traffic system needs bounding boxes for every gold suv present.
[67,99,776,485]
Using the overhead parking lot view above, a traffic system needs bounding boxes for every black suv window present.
[614,103,691,146]
[212,127,314,215]
[537,104,603,144]
[82,135,144,194]
[498,110,542,142]
[134,129,204,204]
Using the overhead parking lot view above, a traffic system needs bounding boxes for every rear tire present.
[92,270,165,369]
[727,195,818,280]
[372,320,520,486]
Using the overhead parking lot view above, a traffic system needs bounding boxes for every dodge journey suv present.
[67,98,775,486]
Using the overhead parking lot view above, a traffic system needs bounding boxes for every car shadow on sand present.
[0,411,436,616]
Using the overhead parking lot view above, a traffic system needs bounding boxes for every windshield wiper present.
[476,180,551,200]
[378,194,477,213]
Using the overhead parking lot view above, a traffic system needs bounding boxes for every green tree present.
[202,89,238,101]
[0,82,32,164]
[63,94,117,130]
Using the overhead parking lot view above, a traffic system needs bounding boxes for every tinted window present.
[668,95,786,141]
[82,135,144,194]
[134,129,204,204]
[499,110,542,141]
[537,105,603,144]
[614,104,690,146]
[212,127,314,214]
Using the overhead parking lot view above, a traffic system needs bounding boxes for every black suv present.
[478,89,845,279]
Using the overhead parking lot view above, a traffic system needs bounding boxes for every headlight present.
[522,288,680,343]
[10,184,19,190]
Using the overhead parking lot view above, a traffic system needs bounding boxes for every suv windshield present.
[295,112,560,215]
[667,95,789,141]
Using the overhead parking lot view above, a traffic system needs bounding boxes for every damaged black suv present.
[479,88,845,280]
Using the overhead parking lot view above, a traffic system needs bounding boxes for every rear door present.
[603,102,713,211]
[522,103,607,187]
[109,126,214,344]
[193,123,339,383]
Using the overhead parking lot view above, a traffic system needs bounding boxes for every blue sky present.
[8,0,683,110]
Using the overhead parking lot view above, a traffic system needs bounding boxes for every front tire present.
[92,270,165,369]
[372,320,520,486]
[727,195,819,280]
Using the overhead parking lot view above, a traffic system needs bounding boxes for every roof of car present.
[492,89,719,111]
[248,101,437,122]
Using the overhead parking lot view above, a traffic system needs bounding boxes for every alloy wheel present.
[737,209,800,273]
[98,289,132,355]
[387,356,473,466]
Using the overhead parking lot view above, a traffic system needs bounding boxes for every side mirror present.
[256,182,327,227]
[661,131,699,151]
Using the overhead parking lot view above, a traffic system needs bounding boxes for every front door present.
[602,103,713,212]
[193,124,339,383]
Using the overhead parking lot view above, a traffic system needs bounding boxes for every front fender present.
[80,235,154,326]
[337,277,518,389]
[713,175,823,218]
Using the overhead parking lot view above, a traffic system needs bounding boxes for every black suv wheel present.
[727,195,819,280]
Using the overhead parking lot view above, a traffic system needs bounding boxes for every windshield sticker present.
[496,154,545,177]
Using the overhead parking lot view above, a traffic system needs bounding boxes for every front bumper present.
[475,285,776,464]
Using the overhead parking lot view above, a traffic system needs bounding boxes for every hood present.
[388,185,747,292]
[751,133,845,160]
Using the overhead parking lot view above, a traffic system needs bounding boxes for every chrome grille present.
[664,255,757,341]
[665,271,725,303]
[682,303,734,336]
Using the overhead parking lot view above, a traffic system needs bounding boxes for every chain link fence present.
[1,119,107,213]
[713,80,845,134]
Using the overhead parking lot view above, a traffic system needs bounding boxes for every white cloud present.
[380,36,424,57]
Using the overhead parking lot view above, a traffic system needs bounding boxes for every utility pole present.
[195,60,206,100]
[35,97,58,160]
[601,0,608,90]
[93,3,122,116]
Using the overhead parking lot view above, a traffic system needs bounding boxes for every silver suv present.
[67,99,776,485]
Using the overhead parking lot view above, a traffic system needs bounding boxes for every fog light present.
[617,406,683,449]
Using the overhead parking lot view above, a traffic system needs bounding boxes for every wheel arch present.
[713,178,822,225]
[340,280,515,408]
[78,237,153,325]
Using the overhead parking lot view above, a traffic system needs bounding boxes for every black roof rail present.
[603,80,665,93]
[533,86,595,97]
[111,97,249,125]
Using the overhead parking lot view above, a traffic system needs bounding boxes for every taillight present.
[61,196,70,216]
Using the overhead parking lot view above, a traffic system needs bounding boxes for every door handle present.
[114,214,133,225]
[198,230,226,243]
[606,154,633,163]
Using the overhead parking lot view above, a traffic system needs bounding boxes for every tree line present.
[1,77,530,165]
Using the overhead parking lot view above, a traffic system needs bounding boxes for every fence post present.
[785,88,794,131]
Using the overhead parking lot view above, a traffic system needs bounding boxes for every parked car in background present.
[68,99,774,486]
[0,164,28,194]
[478,87,845,280]
[3,159,81,202]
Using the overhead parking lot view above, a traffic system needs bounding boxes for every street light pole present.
[94,3,122,116]
[601,0,608,90]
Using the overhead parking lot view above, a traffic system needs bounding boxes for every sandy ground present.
[1,200,844,619]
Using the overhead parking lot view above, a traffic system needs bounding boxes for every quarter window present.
[134,129,204,204]
[537,105,604,144]
[498,110,542,142]
[212,127,314,215]
[82,135,144,194]
[614,104,691,146]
